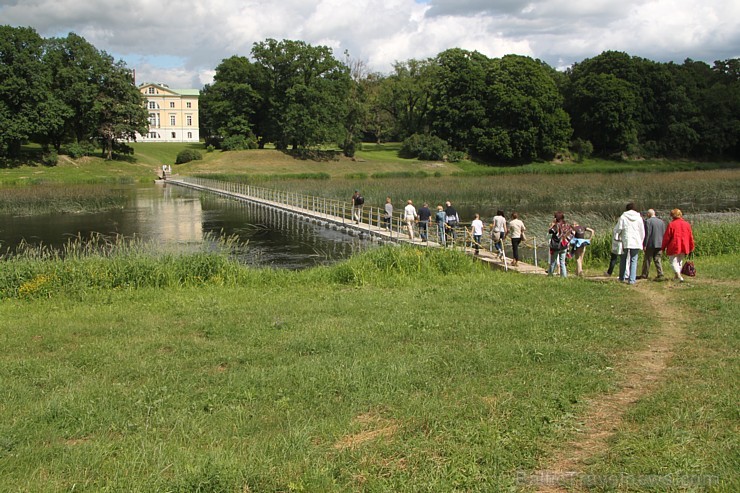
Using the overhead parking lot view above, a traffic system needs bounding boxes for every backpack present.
[550,223,573,250]
[355,195,364,206]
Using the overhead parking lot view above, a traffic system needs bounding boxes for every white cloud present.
[1,0,737,88]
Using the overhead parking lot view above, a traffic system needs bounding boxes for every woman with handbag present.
[661,208,695,282]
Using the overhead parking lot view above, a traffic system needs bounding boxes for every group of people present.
[605,203,695,283]
[546,203,695,282]
[546,212,595,277]
[352,192,529,266]
[352,193,696,280]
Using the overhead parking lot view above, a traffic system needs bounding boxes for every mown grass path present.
[531,280,691,492]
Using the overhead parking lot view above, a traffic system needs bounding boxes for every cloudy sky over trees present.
[2,0,738,88]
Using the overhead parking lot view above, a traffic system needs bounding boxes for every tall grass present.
[266,169,740,216]
[0,184,127,215]
[0,234,254,299]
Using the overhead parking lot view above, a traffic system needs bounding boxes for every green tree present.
[0,26,49,158]
[379,59,434,140]
[566,72,639,155]
[43,33,111,150]
[199,55,261,147]
[481,55,571,162]
[94,61,149,160]
[429,48,489,152]
[250,39,350,150]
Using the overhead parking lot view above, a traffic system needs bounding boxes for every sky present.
[2,0,739,89]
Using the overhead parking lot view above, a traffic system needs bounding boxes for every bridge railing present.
[179,176,540,266]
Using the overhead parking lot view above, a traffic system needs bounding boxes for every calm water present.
[0,184,369,269]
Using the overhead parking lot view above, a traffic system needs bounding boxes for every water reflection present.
[0,184,371,269]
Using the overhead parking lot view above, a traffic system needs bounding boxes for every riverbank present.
[0,246,737,491]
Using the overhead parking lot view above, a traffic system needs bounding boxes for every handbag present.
[681,260,696,277]
[520,232,527,242]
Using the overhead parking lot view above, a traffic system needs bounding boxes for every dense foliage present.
[0,26,148,161]
[2,24,739,164]
[201,42,739,163]
[200,39,351,151]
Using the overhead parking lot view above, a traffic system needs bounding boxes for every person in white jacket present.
[615,203,645,284]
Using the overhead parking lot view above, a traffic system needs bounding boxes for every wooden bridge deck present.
[166,176,547,275]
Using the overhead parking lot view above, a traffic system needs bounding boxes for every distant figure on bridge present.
[383,196,393,231]
[418,202,432,241]
[444,201,459,244]
[435,205,447,245]
[470,213,484,255]
[161,164,167,180]
[508,212,526,266]
[491,210,507,259]
[403,200,418,240]
[351,190,364,224]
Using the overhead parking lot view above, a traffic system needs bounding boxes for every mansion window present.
[187,132,192,139]
[171,132,176,139]
[148,113,160,127]
[186,102,192,108]
[148,101,158,109]
[186,115,192,126]
[170,115,176,126]
[170,102,175,108]
[147,87,155,94]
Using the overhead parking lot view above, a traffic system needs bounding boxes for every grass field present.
[1,144,738,491]
[0,246,738,491]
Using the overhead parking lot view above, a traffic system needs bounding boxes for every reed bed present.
[266,169,740,217]
[0,184,127,215]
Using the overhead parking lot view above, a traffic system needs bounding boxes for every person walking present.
[661,208,695,282]
[491,210,507,259]
[508,212,526,266]
[640,209,666,280]
[435,205,447,245]
[351,190,364,224]
[547,211,572,278]
[444,201,459,245]
[616,203,645,285]
[383,196,393,231]
[605,222,623,277]
[570,220,595,277]
[418,202,432,241]
[470,213,484,255]
[403,199,418,240]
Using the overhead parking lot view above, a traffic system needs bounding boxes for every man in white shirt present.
[470,213,484,254]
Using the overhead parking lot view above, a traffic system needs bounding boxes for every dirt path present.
[527,282,689,492]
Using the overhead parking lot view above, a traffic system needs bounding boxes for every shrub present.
[571,139,593,163]
[175,149,203,164]
[41,150,58,166]
[65,142,97,159]
[221,135,257,151]
[206,144,215,153]
[400,134,450,161]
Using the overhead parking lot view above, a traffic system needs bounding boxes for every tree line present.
[2,25,738,164]
[201,42,739,163]
[0,26,148,161]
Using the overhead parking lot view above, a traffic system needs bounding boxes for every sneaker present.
[604,271,612,277]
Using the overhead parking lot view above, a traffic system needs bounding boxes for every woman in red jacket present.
[661,208,695,282]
